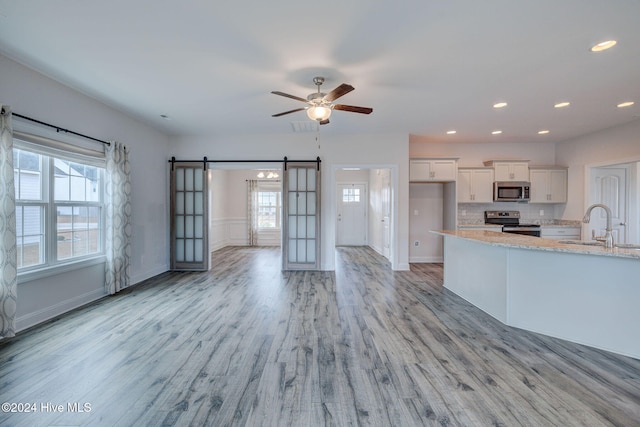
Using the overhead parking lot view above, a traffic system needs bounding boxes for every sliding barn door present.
[282,163,321,270]
[170,163,209,271]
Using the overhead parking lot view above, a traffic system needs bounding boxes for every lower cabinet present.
[540,226,581,240]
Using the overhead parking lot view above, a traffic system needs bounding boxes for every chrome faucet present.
[583,203,614,248]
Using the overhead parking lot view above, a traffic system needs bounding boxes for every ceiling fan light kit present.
[272,76,372,125]
[306,105,332,121]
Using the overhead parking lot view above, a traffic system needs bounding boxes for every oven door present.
[502,226,541,237]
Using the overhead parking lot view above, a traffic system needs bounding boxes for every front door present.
[590,166,628,244]
[336,183,367,246]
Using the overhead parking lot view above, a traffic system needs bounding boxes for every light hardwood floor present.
[1,246,639,426]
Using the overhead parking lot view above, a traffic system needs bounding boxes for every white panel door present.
[381,170,391,259]
[336,183,367,246]
[590,167,627,244]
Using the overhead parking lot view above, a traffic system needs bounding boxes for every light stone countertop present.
[433,229,640,260]
[456,223,502,229]
[457,220,582,228]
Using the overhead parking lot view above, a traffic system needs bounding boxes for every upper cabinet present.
[410,158,457,182]
[484,160,530,181]
[457,168,494,203]
[529,167,568,203]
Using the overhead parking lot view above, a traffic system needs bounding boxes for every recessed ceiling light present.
[160,114,171,120]
[554,102,570,108]
[617,101,635,108]
[446,130,457,135]
[590,40,617,52]
[538,130,550,135]
[491,130,502,135]
[493,102,508,108]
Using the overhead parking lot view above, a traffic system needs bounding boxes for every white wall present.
[172,132,410,270]
[409,183,444,262]
[209,169,229,252]
[409,138,557,167]
[1,54,171,330]
[555,120,640,220]
[368,169,391,258]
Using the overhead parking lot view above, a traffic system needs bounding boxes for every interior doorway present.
[334,167,393,263]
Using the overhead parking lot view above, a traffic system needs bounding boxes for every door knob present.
[620,222,627,226]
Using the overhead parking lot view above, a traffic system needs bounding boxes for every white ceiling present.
[1,0,639,143]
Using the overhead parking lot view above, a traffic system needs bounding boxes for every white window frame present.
[14,138,107,282]
[256,181,281,231]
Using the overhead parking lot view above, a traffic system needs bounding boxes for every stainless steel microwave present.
[493,181,530,202]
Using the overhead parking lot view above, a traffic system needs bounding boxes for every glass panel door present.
[171,164,209,271]
[282,163,320,270]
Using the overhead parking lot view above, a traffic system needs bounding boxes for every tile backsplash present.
[458,203,561,224]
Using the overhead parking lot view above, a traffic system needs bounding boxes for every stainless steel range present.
[484,210,541,237]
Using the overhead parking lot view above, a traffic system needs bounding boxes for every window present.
[257,185,281,229]
[14,146,105,271]
[342,187,361,203]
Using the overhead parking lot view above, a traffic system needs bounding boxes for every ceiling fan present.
[271,76,373,125]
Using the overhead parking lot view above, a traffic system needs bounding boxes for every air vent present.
[290,121,318,133]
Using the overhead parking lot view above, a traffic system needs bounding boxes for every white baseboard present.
[16,288,107,332]
[132,264,170,286]
[409,256,443,263]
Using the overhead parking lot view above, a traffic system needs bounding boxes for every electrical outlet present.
[414,241,420,246]
[414,210,419,216]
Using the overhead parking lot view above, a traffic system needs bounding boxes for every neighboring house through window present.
[14,144,105,272]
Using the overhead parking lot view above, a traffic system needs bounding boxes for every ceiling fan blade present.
[324,83,355,102]
[319,119,330,125]
[333,104,373,114]
[271,91,309,103]
[272,107,306,117]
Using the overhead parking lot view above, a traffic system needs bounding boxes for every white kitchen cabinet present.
[410,158,457,182]
[540,226,581,240]
[484,160,529,181]
[529,168,567,203]
[457,168,494,203]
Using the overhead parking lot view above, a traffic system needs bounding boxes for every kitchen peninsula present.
[432,230,640,359]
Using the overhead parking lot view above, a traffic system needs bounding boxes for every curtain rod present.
[168,156,321,171]
[11,112,111,146]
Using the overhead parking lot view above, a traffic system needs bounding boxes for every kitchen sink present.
[614,243,640,250]
[558,240,640,250]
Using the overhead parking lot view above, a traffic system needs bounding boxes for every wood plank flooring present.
[1,246,639,426]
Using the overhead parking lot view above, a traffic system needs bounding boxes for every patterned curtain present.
[0,106,17,339]
[105,142,132,294]
[247,179,259,246]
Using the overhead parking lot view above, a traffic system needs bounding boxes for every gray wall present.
[1,54,171,331]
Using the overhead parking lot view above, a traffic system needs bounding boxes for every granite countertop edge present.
[432,229,640,260]
[457,220,582,227]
